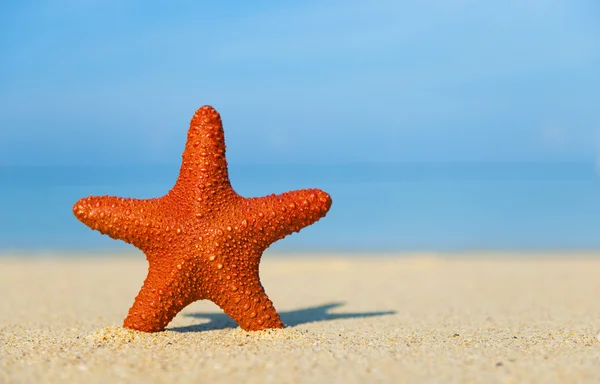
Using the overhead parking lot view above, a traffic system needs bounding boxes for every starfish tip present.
[72,196,91,221]
[192,105,221,124]
[72,195,115,230]
[317,189,333,212]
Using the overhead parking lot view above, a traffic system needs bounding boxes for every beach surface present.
[1,253,600,383]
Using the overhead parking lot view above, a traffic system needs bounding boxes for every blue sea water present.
[1,162,599,252]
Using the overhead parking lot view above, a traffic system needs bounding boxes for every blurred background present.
[1,1,599,253]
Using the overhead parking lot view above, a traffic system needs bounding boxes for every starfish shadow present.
[169,302,397,333]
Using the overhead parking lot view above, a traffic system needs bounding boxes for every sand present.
[1,252,600,383]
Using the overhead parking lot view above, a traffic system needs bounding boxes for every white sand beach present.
[1,253,600,383]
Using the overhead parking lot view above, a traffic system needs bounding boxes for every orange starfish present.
[73,106,332,332]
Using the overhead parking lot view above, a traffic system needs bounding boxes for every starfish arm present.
[172,106,233,199]
[208,271,284,331]
[73,195,169,250]
[123,259,198,332]
[246,188,332,247]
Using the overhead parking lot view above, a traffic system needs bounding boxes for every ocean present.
[1,162,599,253]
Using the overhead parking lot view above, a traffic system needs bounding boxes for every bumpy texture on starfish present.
[73,106,332,332]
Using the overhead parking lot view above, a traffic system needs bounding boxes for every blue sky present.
[1,1,599,166]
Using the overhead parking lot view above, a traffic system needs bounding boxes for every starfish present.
[73,106,332,332]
